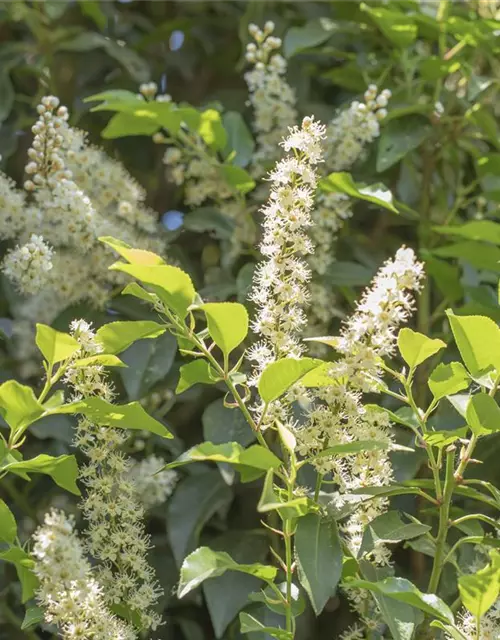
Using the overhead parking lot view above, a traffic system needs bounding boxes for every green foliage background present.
[2,0,500,638]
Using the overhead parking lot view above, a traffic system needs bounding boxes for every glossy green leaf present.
[377,116,432,172]
[258,358,322,404]
[0,548,38,603]
[466,393,500,436]
[0,381,44,435]
[361,3,417,47]
[433,220,500,245]
[425,256,463,303]
[359,512,431,558]
[219,165,255,195]
[95,320,165,354]
[283,18,336,57]
[2,454,80,495]
[0,499,17,544]
[447,311,500,376]
[178,546,277,598]
[397,328,446,369]
[239,613,292,640]
[165,442,281,483]
[67,397,172,438]
[35,324,80,365]
[295,513,342,615]
[428,362,470,400]
[459,551,500,618]
[21,606,44,631]
[200,302,248,356]
[177,360,219,394]
[222,111,255,167]
[346,577,454,622]
[109,262,195,319]
[320,172,398,213]
[100,236,165,266]
[434,241,500,272]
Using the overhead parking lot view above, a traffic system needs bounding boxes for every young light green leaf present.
[178,546,277,598]
[176,360,219,394]
[239,612,292,640]
[198,109,227,150]
[397,328,446,369]
[345,577,454,623]
[200,302,248,357]
[165,442,281,483]
[359,511,431,558]
[109,262,195,319]
[0,380,44,435]
[0,548,38,602]
[320,172,398,213]
[35,324,80,365]
[446,311,500,377]
[70,354,126,369]
[258,357,322,403]
[459,551,500,618]
[428,362,470,400]
[2,454,80,495]
[95,320,166,354]
[99,236,165,265]
[466,393,500,436]
[64,397,172,438]
[277,421,296,454]
[0,499,17,544]
[295,513,342,615]
[423,427,468,449]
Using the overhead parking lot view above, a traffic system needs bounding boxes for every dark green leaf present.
[320,172,398,213]
[377,116,431,172]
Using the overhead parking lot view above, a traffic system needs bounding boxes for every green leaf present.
[168,470,233,565]
[67,397,172,438]
[459,551,500,618]
[102,112,159,138]
[345,577,454,623]
[200,302,248,357]
[397,328,446,369]
[295,514,342,615]
[359,512,431,559]
[239,613,292,640]
[2,454,80,495]
[21,606,44,631]
[78,0,106,30]
[100,236,165,265]
[425,256,463,303]
[446,311,500,377]
[361,3,417,47]
[0,548,38,603]
[320,172,398,213]
[258,358,322,404]
[177,360,219,394]
[219,165,255,195]
[222,112,255,168]
[70,354,126,369]
[95,320,166,354]
[283,18,336,57]
[178,547,277,598]
[35,324,80,365]
[203,532,269,638]
[466,393,500,436]
[165,442,281,483]
[0,499,17,544]
[199,109,227,151]
[109,263,195,319]
[428,362,470,400]
[377,116,432,172]
[257,470,313,518]
[433,220,500,245]
[119,332,177,400]
[434,241,500,272]
[184,207,235,240]
[0,381,44,436]
[423,427,468,449]
[430,621,468,640]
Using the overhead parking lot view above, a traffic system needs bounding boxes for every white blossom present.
[2,234,53,295]
[32,510,137,640]
[128,455,178,509]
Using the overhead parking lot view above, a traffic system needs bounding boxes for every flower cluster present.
[3,234,53,295]
[0,96,165,376]
[32,510,136,640]
[248,116,325,380]
[245,22,298,176]
[455,602,500,639]
[65,319,163,631]
[127,454,178,510]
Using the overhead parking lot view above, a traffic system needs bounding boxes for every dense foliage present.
[2,1,500,639]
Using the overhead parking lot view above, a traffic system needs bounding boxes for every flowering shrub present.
[2,1,500,639]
